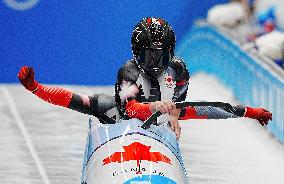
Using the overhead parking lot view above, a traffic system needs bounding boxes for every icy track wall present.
[177,25,284,143]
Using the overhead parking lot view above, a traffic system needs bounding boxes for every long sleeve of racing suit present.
[179,105,245,120]
[32,84,117,123]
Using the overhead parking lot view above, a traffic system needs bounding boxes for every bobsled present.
[80,101,237,183]
[80,115,190,184]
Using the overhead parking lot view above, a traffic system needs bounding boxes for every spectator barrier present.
[177,25,284,143]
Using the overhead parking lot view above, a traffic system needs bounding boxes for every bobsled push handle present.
[141,101,237,129]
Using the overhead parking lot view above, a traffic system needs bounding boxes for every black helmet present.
[131,17,176,77]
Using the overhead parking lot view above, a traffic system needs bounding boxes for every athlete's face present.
[138,48,171,77]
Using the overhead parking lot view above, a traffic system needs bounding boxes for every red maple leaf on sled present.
[103,142,171,174]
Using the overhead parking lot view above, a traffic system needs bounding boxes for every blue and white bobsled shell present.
[81,117,189,184]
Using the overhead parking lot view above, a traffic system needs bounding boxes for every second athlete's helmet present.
[131,17,176,77]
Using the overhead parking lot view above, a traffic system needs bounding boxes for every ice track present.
[0,73,283,184]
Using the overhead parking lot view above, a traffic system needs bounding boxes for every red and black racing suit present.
[115,57,246,121]
[26,58,246,123]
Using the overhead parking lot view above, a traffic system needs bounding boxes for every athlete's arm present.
[168,59,272,126]
[167,58,189,138]
[179,105,272,126]
[170,58,190,102]
[125,98,181,137]
[125,99,176,120]
[17,66,117,120]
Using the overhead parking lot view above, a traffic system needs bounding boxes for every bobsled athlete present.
[18,17,272,139]
[114,17,272,137]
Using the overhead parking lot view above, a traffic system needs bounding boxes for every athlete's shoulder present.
[169,57,190,81]
[169,57,187,71]
[117,59,140,82]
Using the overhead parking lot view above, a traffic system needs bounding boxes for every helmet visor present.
[138,49,171,76]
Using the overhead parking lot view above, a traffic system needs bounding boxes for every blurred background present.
[0,0,227,85]
[1,0,284,184]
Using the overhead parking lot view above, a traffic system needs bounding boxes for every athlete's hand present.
[245,107,272,126]
[169,115,181,139]
[150,100,176,114]
[17,66,38,93]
